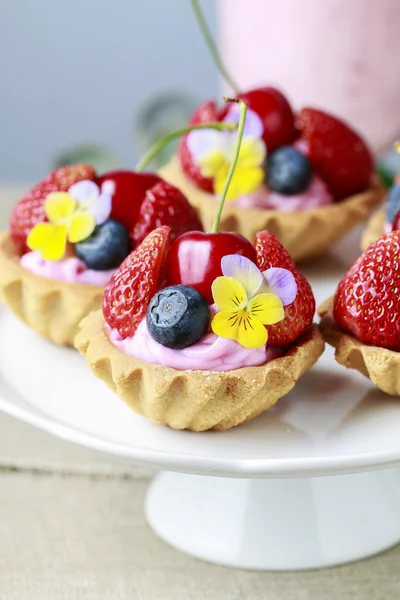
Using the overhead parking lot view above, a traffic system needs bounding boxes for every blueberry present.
[147,285,210,350]
[75,219,131,271]
[386,184,400,225]
[268,146,312,195]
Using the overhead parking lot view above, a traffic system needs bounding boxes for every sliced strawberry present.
[334,231,400,350]
[97,170,162,235]
[10,163,96,254]
[178,100,226,193]
[103,226,171,338]
[132,181,203,247]
[254,231,315,345]
[297,108,373,200]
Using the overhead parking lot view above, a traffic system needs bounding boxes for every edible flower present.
[27,180,112,261]
[187,105,266,200]
[211,255,297,348]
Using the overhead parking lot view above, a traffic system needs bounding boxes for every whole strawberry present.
[297,108,373,200]
[132,181,203,247]
[103,226,171,338]
[10,163,96,253]
[255,231,315,345]
[334,232,400,350]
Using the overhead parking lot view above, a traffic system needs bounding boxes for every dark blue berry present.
[75,219,131,271]
[147,285,210,350]
[268,146,312,195]
[386,184,400,225]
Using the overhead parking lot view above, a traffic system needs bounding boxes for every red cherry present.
[392,210,400,231]
[166,231,257,304]
[97,170,162,233]
[238,87,296,151]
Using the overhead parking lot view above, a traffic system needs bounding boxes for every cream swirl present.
[20,251,115,286]
[108,317,282,372]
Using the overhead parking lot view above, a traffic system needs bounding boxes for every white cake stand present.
[1,306,400,572]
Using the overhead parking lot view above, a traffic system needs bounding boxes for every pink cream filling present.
[205,138,334,211]
[20,251,115,286]
[108,317,283,372]
[233,174,333,211]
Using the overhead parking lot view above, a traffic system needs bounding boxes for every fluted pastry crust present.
[0,232,103,346]
[75,310,324,431]
[319,297,400,396]
[160,158,385,262]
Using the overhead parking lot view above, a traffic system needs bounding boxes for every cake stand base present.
[146,469,400,571]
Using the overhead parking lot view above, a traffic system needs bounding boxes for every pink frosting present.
[20,251,115,286]
[234,175,333,211]
[108,318,282,372]
[384,220,392,234]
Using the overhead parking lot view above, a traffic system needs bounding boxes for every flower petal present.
[248,293,284,325]
[262,268,297,306]
[198,150,227,178]
[68,180,100,204]
[27,222,67,261]
[67,212,96,243]
[45,192,76,222]
[211,276,247,311]
[237,313,268,348]
[224,105,264,139]
[241,166,265,194]
[211,309,241,342]
[211,308,268,349]
[215,165,265,200]
[236,138,266,168]
[27,223,55,251]
[186,129,225,162]
[90,193,112,225]
[221,254,262,299]
[213,166,251,200]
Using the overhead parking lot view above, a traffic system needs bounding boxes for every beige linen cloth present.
[0,185,400,599]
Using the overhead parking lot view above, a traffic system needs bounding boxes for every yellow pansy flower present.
[186,106,266,201]
[27,180,112,261]
[211,255,287,349]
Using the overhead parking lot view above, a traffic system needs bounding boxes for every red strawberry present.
[103,226,171,338]
[254,231,315,345]
[10,163,96,253]
[178,100,226,193]
[297,108,373,200]
[333,232,400,350]
[132,181,203,247]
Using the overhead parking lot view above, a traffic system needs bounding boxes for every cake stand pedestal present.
[1,312,400,571]
[146,469,400,570]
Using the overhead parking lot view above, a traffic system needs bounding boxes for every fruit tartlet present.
[0,163,202,345]
[76,101,324,431]
[160,2,384,261]
[319,231,400,396]
[361,173,400,250]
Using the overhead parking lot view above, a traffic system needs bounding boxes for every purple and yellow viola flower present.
[211,255,297,349]
[187,105,266,200]
[27,180,112,261]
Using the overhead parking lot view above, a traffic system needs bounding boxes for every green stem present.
[135,121,236,172]
[190,0,240,94]
[212,99,247,233]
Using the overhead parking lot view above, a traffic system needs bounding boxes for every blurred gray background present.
[0,0,218,181]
